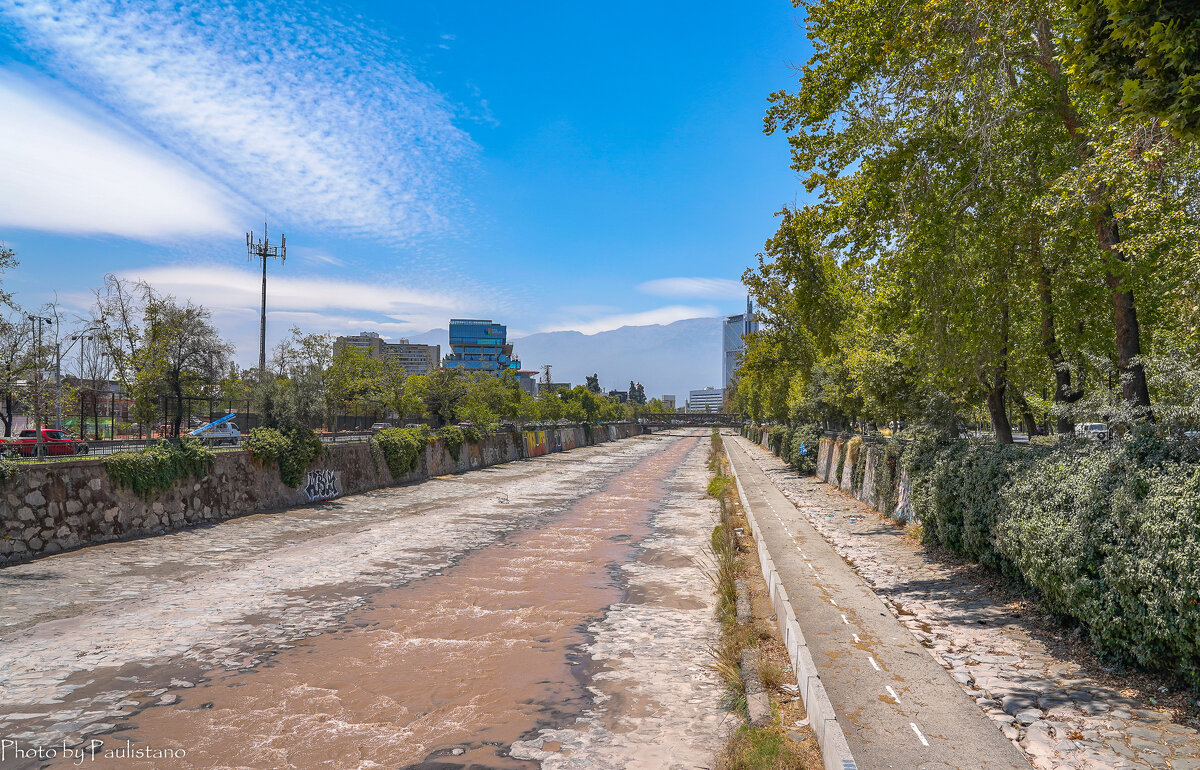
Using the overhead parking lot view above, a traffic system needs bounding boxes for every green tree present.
[1065,0,1200,138]
[422,367,468,427]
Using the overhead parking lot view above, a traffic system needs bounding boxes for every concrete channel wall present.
[0,423,644,565]
[815,435,913,521]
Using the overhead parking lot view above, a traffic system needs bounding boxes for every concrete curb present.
[727,438,859,770]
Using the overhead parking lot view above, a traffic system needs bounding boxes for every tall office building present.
[688,387,724,413]
[333,332,440,376]
[723,296,759,390]
[443,319,521,373]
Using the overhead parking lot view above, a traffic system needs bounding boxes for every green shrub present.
[851,439,867,495]
[104,437,214,497]
[768,425,789,456]
[436,425,466,460]
[785,424,822,474]
[0,455,19,487]
[997,431,1200,685]
[903,436,1032,573]
[873,442,904,517]
[373,427,427,478]
[244,427,324,488]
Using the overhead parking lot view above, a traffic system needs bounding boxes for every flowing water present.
[0,431,724,769]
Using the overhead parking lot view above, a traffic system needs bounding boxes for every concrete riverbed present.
[0,431,726,769]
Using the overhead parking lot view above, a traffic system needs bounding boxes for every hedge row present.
[742,423,822,475]
[750,425,1200,687]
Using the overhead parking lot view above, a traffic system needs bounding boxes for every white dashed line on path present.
[886,685,901,703]
[841,614,849,625]
[868,656,881,671]
[910,722,929,747]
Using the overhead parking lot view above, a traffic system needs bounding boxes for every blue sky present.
[0,0,811,365]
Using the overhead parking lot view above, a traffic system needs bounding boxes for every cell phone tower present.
[246,222,286,375]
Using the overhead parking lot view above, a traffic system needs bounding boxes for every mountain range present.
[407,316,724,400]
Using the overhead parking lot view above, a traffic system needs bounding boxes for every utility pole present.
[27,314,54,458]
[246,222,286,377]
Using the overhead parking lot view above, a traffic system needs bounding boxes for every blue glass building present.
[443,319,522,373]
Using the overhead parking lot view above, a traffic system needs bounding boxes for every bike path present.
[726,436,1030,770]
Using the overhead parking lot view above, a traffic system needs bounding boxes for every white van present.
[195,421,241,445]
[1075,423,1108,442]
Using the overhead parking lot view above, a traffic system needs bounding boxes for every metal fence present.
[4,430,379,464]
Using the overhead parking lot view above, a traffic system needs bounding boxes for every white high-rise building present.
[688,387,724,413]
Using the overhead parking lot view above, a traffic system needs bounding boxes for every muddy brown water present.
[55,436,699,769]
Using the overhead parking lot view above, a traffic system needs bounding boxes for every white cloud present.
[121,264,493,344]
[637,277,746,299]
[531,305,718,336]
[0,74,238,238]
[0,0,474,242]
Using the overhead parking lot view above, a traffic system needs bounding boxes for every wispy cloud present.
[0,0,474,242]
[637,277,745,299]
[532,305,717,336]
[0,74,239,239]
[121,264,494,340]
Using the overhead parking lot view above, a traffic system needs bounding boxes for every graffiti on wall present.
[304,469,339,501]
[523,430,548,457]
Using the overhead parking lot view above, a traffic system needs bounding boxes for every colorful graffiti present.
[523,430,548,457]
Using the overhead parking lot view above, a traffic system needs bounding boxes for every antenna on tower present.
[246,221,286,376]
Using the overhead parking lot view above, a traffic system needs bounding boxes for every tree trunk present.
[1032,23,1152,419]
[1037,262,1082,434]
[986,383,1014,444]
[1011,389,1039,437]
[984,292,1014,444]
[1096,205,1153,415]
[1,392,11,436]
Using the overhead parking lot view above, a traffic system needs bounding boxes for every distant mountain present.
[408,317,724,400]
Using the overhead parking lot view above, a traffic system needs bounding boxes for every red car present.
[4,428,90,457]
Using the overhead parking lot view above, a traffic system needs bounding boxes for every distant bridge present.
[640,413,740,428]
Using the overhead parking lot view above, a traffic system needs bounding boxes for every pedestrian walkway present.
[725,436,1030,770]
[734,435,1200,770]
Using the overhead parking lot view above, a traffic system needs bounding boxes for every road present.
[0,431,724,769]
[725,435,1031,770]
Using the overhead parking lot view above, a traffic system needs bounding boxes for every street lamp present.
[27,314,54,458]
[55,329,99,432]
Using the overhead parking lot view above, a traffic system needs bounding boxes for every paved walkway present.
[726,437,1030,770]
[733,436,1200,770]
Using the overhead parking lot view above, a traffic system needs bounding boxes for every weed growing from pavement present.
[706,429,816,770]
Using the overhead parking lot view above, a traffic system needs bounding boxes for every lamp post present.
[27,314,54,458]
[54,330,98,431]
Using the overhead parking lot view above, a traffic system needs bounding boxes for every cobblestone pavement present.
[0,433,724,769]
[738,438,1200,770]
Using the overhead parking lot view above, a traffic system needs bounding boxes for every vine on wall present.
[104,438,215,498]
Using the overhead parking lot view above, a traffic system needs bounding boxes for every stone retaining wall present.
[1,423,644,565]
[813,435,913,521]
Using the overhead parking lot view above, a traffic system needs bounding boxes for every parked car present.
[370,422,392,432]
[193,421,242,445]
[4,428,89,457]
[1075,422,1109,442]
